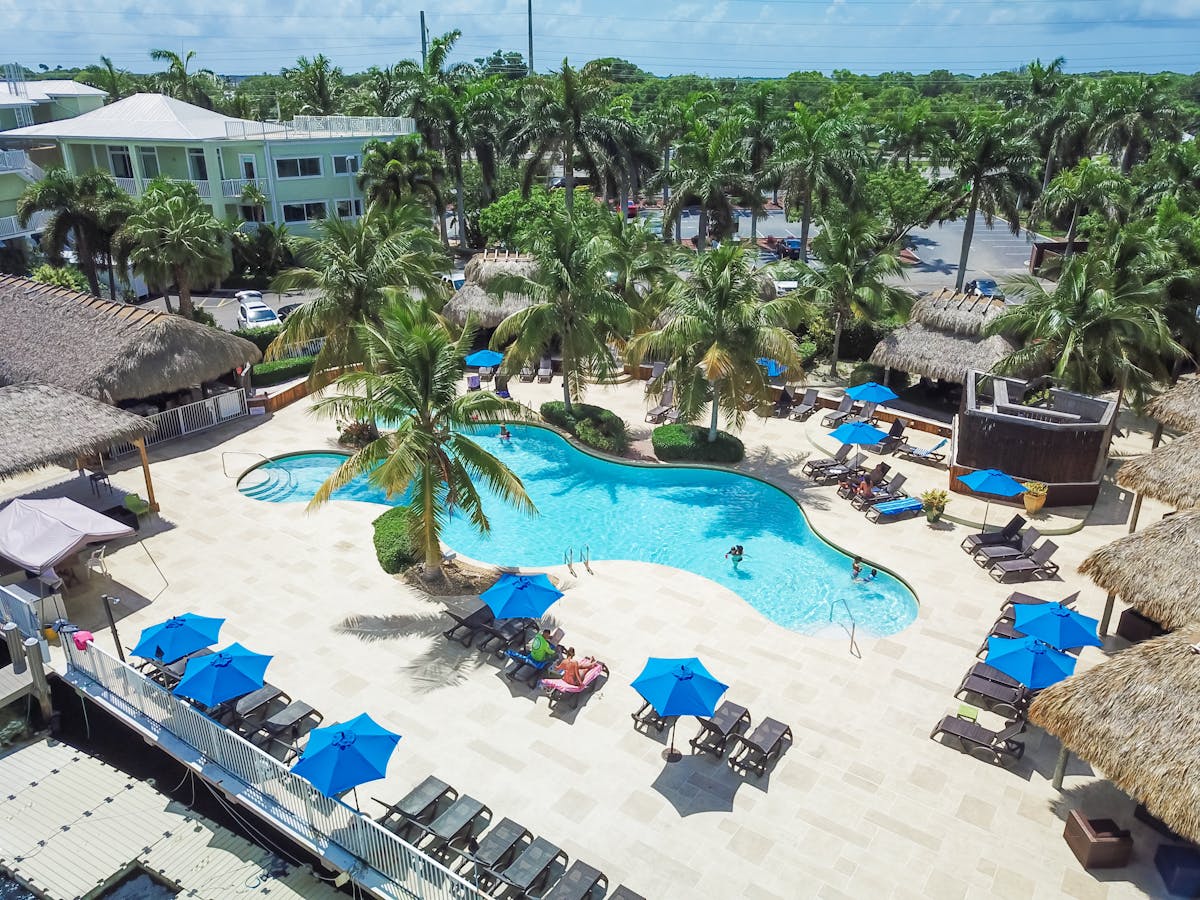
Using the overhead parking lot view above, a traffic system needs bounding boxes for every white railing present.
[224,116,415,140]
[62,640,487,900]
[114,176,139,194]
[272,336,324,360]
[0,149,41,180]
[0,209,49,238]
[110,389,249,457]
[222,177,270,198]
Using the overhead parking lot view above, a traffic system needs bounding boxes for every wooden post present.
[23,637,52,723]
[3,622,24,675]
[1127,423,1163,534]
[133,437,158,512]
[1052,744,1070,790]
[1099,591,1117,637]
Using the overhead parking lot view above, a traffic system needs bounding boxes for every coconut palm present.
[149,49,216,108]
[94,189,134,301]
[395,30,472,152]
[79,56,136,101]
[115,179,231,319]
[308,300,535,579]
[738,85,783,246]
[17,167,125,297]
[490,205,634,409]
[1095,74,1182,174]
[270,200,447,379]
[358,136,448,241]
[659,115,753,251]
[783,214,912,378]
[284,54,344,116]
[627,243,805,442]
[1036,157,1127,254]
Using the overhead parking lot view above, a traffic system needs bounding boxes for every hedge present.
[372,507,417,574]
[540,401,628,454]
[252,355,316,387]
[652,424,745,463]
[232,325,283,353]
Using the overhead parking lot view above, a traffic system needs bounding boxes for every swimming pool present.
[239,426,918,636]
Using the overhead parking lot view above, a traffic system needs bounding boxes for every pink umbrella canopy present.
[0,497,133,573]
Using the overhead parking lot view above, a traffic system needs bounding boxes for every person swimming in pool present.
[851,557,863,580]
[725,544,745,569]
[498,425,512,442]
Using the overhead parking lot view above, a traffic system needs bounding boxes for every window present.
[238,205,264,223]
[187,148,208,181]
[332,154,360,175]
[275,157,322,178]
[108,146,133,179]
[239,154,257,180]
[335,199,363,218]
[282,201,328,223]
[246,307,278,323]
[137,146,159,179]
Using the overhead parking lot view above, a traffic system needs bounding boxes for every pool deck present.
[2,374,1176,899]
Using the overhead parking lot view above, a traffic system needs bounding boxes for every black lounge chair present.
[543,860,608,900]
[850,473,907,510]
[961,514,1026,554]
[479,366,495,384]
[975,619,1025,658]
[801,444,850,476]
[864,496,923,523]
[728,716,792,776]
[492,837,569,897]
[963,661,1022,689]
[930,716,1025,766]
[821,395,855,427]
[690,701,750,757]
[845,400,879,425]
[631,699,672,733]
[453,816,531,887]
[894,437,948,464]
[410,795,490,856]
[839,462,890,497]
[999,590,1078,617]
[955,675,1030,718]
[990,541,1060,582]
[442,604,495,646]
[973,528,1041,566]
[476,617,534,655]
[219,683,289,730]
[817,452,867,484]
[519,365,535,382]
[608,888,647,900]
[374,775,457,834]
[867,419,905,454]
[789,387,820,421]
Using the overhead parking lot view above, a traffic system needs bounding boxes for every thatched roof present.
[463,253,538,284]
[909,288,1006,335]
[870,323,1018,384]
[1029,629,1200,843]
[0,382,154,479]
[0,275,261,403]
[1115,431,1200,510]
[1144,377,1200,433]
[1079,511,1200,630]
[444,281,537,329]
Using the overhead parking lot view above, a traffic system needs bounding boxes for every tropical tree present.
[1095,74,1182,174]
[115,179,231,319]
[490,205,634,409]
[149,49,216,108]
[1035,157,1126,254]
[937,117,1036,290]
[284,54,344,116]
[358,136,448,242]
[78,56,136,101]
[878,98,942,169]
[308,300,534,579]
[627,243,805,442]
[659,115,753,250]
[94,189,134,300]
[355,64,404,116]
[737,85,783,245]
[17,167,125,297]
[784,214,912,377]
[270,201,447,377]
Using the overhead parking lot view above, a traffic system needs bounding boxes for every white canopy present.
[0,498,133,573]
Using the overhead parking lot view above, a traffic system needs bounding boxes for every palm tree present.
[309,300,535,579]
[95,189,134,300]
[79,56,135,101]
[17,167,124,297]
[659,115,753,251]
[358,136,448,242]
[284,54,344,116]
[937,118,1036,290]
[627,243,805,442]
[1095,74,1182,174]
[773,105,865,263]
[878,98,943,169]
[1036,157,1126,254]
[490,205,634,409]
[738,85,783,246]
[988,255,1182,407]
[115,179,231,319]
[355,64,404,116]
[270,201,447,378]
[784,214,912,378]
[149,49,216,108]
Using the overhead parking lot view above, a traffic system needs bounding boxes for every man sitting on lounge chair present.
[505,628,558,672]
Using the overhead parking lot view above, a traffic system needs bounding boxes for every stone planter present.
[1023,493,1046,515]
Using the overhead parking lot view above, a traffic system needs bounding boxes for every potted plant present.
[1023,481,1048,514]
[921,489,950,523]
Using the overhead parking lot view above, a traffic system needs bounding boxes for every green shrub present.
[30,263,89,292]
[190,307,218,327]
[251,355,315,387]
[798,340,818,367]
[539,401,629,454]
[233,325,283,353]
[849,362,910,390]
[372,507,416,574]
[652,424,745,463]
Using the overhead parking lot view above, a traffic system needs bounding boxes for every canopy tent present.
[0,497,133,573]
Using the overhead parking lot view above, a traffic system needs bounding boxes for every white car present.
[236,299,281,330]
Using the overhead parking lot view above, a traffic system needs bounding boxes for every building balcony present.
[221,177,270,198]
[0,209,50,239]
[112,176,212,199]
[0,149,43,180]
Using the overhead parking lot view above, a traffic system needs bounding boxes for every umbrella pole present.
[662,720,682,763]
[981,498,991,531]
[352,786,361,809]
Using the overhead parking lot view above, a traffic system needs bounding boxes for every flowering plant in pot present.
[1023,481,1048,514]
[921,489,950,523]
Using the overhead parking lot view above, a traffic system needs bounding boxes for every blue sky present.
[3,0,1197,78]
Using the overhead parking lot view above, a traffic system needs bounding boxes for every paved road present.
[140,289,314,332]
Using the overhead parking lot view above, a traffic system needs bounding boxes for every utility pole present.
[527,0,534,75]
[420,11,428,69]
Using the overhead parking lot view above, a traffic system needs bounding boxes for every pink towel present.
[540,662,606,694]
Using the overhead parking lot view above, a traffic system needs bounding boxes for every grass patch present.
[652,424,745,463]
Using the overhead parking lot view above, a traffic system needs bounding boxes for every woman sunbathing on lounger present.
[554,648,598,687]
[855,478,874,499]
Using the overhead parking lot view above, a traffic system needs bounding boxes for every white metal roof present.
[0,79,106,108]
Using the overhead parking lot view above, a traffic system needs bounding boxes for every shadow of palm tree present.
[334,612,489,694]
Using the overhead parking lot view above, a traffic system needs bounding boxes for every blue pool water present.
[240,426,918,636]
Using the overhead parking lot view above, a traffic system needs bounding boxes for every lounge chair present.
[851,472,907,510]
[955,674,1030,718]
[608,888,647,900]
[895,437,949,464]
[960,514,1026,554]
[478,366,495,383]
[963,661,1022,689]
[374,776,457,834]
[838,462,889,496]
[774,387,794,418]
[975,619,1025,658]
[662,405,682,424]
[476,617,534,655]
[644,362,666,392]
[999,590,1078,617]
[466,374,481,392]
[541,661,607,710]
[864,496,924,523]
[410,795,491,857]
[537,357,553,383]
[929,715,1025,766]
[821,395,854,427]
[845,400,879,425]
[973,528,1041,567]
[123,493,152,517]
[543,860,608,900]
[493,837,569,897]
[442,605,496,647]
[816,452,867,484]
[217,683,289,730]
[519,365,535,382]
[728,716,792,776]
[990,541,1060,582]
[631,699,672,733]
[645,382,676,424]
[867,420,905,454]
[789,388,820,421]
[689,701,750,757]
[452,817,531,887]
[801,444,850,476]
[505,648,559,685]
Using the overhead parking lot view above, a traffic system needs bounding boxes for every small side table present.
[88,471,112,495]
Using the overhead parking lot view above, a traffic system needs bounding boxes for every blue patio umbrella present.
[632,656,728,761]
[465,349,504,368]
[173,643,271,708]
[131,613,225,664]
[828,421,889,446]
[958,468,1027,529]
[292,713,401,800]
[985,636,1076,690]
[480,573,563,620]
[845,381,899,404]
[1013,604,1103,651]
[755,358,788,378]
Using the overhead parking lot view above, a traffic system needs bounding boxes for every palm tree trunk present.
[829,311,844,379]
[1121,139,1136,175]
[954,183,981,291]
[105,251,117,302]
[661,146,670,214]
[563,142,575,214]
[455,168,466,247]
[561,348,572,411]
[74,227,101,297]
[176,272,195,320]
[1064,202,1079,256]
[750,197,759,246]
[696,208,708,252]
[421,469,442,578]
[707,381,720,442]
[435,196,449,247]
[799,187,813,264]
[1041,145,1056,194]
[619,168,629,232]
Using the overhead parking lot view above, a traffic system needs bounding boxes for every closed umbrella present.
[985,636,1076,690]
[958,468,1027,530]
[131,613,225,664]
[829,421,889,446]
[632,656,729,762]
[1013,604,1103,651]
[480,573,562,620]
[845,381,898,404]
[173,643,271,707]
[465,349,504,368]
[292,713,401,803]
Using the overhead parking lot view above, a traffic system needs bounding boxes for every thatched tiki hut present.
[1115,431,1200,512]
[1144,376,1200,435]
[1029,629,1200,840]
[442,252,540,329]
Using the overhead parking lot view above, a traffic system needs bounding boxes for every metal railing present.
[224,116,415,140]
[829,598,862,659]
[0,209,48,239]
[110,389,249,457]
[62,640,486,900]
[271,336,324,360]
[222,177,270,198]
[0,148,41,179]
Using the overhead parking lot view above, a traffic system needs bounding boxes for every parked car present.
[235,290,264,303]
[237,299,282,330]
[970,279,1004,300]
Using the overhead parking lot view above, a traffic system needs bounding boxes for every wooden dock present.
[0,738,342,899]
[0,664,32,707]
